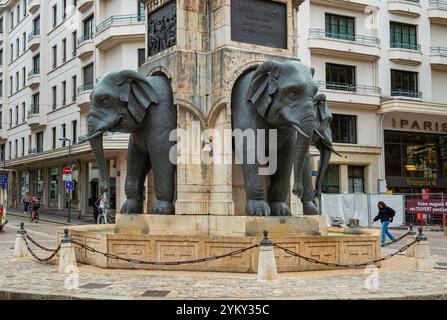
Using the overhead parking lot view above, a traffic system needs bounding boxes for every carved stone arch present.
[225,60,265,93]
[207,99,230,128]
[146,66,177,93]
[175,99,207,129]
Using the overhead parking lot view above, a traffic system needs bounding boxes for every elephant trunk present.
[87,117,110,204]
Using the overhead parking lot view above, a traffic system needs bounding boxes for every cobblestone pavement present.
[1,216,447,300]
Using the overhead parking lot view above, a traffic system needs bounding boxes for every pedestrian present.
[30,196,40,223]
[94,195,105,224]
[373,201,396,247]
[0,204,7,232]
[22,192,31,214]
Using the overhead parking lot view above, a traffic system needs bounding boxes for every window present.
[22,32,26,52]
[348,166,365,193]
[16,5,20,24]
[321,165,340,194]
[16,38,19,57]
[14,139,18,158]
[15,105,18,125]
[72,31,77,56]
[10,44,13,62]
[0,112,2,129]
[28,135,31,154]
[390,22,418,50]
[21,102,25,123]
[62,38,67,62]
[391,69,419,97]
[22,67,26,87]
[61,124,67,147]
[0,49,3,65]
[33,16,40,35]
[10,12,14,30]
[36,132,44,153]
[51,127,57,149]
[138,48,146,66]
[72,120,77,144]
[0,17,3,34]
[62,0,67,20]
[23,0,26,16]
[8,142,11,159]
[52,5,58,28]
[331,114,357,144]
[32,54,40,73]
[325,13,355,40]
[72,75,77,101]
[326,63,356,91]
[52,45,57,68]
[83,15,94,38]
[32,93,39,111]
[0,144,4,161]
[62,81,67,105]
[52,86,57,109]
[21,137,25,157]
[0,80,2,97]
[83,63,94,86]
[15,71,19,91]
[9,76,12,94]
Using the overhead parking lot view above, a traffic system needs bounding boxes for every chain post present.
[414,226,433,272]
[260,230,273,246]
[61,228,71,244]
[406,224,417,257]
[258,230,277,281]
[14,223,29,258]
[58,228,78,274]
[417,226,427,242]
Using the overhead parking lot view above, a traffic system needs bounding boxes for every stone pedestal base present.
[13,234,29,258]
[114,214,328,237]
[414,240,434,272]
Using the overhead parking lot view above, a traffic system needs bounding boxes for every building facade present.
[0,0,446,218]
[0,0,146,216]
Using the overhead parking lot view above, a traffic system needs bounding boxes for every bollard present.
[257,230,278,281]
[58,228,78,274]
[406,225,417,258]
[414,227,434,272]
[13,223,30,258]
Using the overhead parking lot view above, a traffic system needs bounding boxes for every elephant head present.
[83,70,159,198]
[247,60,318,197]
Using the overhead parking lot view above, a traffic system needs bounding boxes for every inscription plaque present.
[231,0,288,49]
[147,0,176,57]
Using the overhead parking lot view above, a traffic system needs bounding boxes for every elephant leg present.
[242,164,270,216]
[301,151,319,215]
[121,143,151,214]
[148,131,176,215]
[268,137,294,217]
[315,145,332,198]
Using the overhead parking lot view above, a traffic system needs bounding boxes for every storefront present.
[384,113,447,194]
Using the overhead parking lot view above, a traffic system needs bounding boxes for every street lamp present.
[60,138,72,224]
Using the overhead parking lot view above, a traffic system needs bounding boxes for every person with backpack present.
[22,192,31,214]
[373,201,396,247]
[30,196,41,223]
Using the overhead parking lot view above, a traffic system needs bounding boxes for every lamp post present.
[60,138,72,224]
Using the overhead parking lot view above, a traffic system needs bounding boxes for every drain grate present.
[141,290,170,297]
[79,283,112,289]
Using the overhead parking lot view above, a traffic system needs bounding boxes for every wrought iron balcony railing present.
[27,105,39,118]
[28,29,40,41]
[429,0,447,8]
[391,89,423,98]
[77,33,94,45]
[77,84,94,94]
[390,42,421,51]
[28,68,40,77]
[431,47,447,54]
[309,28,380,46]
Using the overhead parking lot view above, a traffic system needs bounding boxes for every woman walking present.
[22,192,31,214]
[373,201,396,247]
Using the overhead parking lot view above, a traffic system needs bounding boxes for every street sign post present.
[63,174,72,181]
[0,176,7,184]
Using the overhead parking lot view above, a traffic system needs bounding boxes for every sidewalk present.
[6,208,94,225]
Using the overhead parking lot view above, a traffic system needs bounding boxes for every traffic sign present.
[63,167,72,175]
[0,177,7,184]
[65,181,75,191]
[63,174,72,181]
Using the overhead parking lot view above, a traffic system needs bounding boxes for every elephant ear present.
[117,70,159,123]
[247,61,280,117]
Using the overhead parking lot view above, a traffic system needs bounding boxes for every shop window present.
[326,63,356,92]
[331,114,357,144]
[49,167,59,208]
[325,13,355,40]
[33,169,44,201]
[321,165,340,194]
[348,166,365,193]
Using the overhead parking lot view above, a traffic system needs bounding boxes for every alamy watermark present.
[169,121,278,176]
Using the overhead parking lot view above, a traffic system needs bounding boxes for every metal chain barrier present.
[25,234,58,252]
[22,234,61,264]
[72,240,259,266]
[382,231,410,248]
[273,238,419,269]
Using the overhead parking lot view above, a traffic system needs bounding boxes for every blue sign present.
[0,177,7,184]
[65,181,74,191]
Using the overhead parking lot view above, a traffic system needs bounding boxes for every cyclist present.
[30,196,41,223]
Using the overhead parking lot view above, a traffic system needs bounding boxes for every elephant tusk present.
[314,128,343,157]
[80,130,105,143]
[290,123,310,139]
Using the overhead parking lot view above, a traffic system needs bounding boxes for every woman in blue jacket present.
[373,201,396,247]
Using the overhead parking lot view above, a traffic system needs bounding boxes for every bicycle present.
[97,206,112,224]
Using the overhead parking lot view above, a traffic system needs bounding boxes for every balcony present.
[391,89,423,100]
[95,15,145,50]
[388,0,422,17]
[77,84,94,111]
[28,0,41,14]
[27,69,41,89]
[28,147,44,155]
[316,81,382,106]
[308,29,380,61]
[429,47,447,70]
[78,0,94,13]
[77,34,94,60]
[310,0,379,11]
[28,30,41,51]
[428,0,447,25]
[389,42,422,65]
[27,105,46,130]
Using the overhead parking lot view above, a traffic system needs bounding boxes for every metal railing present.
[28,147,43,154]
[391,89,423,98]
[431,47,447,55]
[77,33,94,45]
[96,14,146,34]
[27,68,40,77]
[390,42,421,51]
[429,0,447,8]
[309,28,380,46]
[405,0,420,3]
[77,84,94,94]
[27,105,39,118]
[28,29,40,41]
[317,81,382,95]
